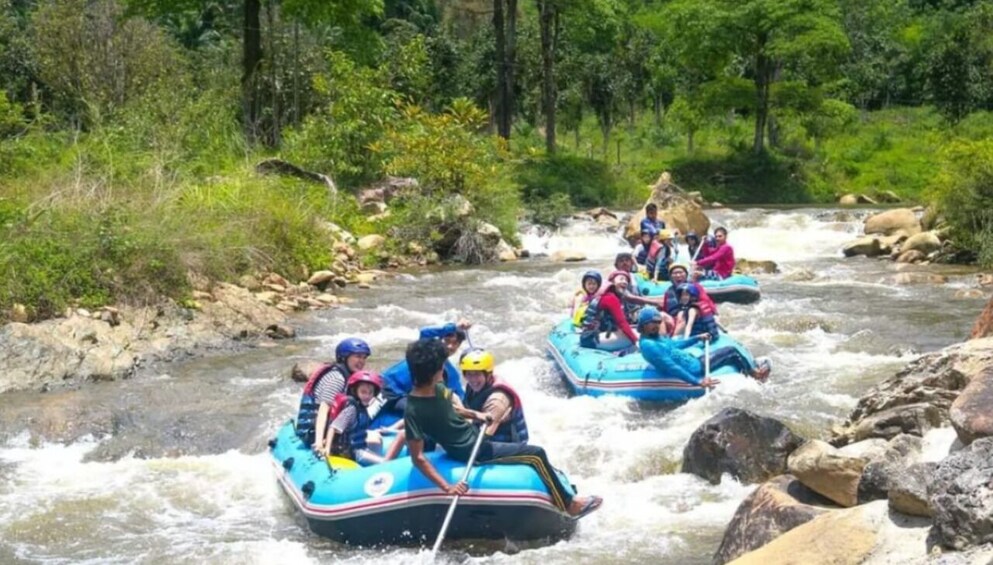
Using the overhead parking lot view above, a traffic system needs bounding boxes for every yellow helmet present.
[658,229,673,240]
[459,349,495,372]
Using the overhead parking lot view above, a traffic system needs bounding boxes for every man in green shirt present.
[403,338,603,518]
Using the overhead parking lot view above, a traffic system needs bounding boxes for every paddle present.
[430,422,488,558]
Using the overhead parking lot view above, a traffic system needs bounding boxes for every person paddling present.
[460,349,529,444]
[382,319,471,413]
[693,227,735,281]
[403,339,603,519]
[637,306,770,384]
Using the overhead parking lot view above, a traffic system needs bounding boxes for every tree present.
[493,0,518,139]
[537,0,559,152]
[922,4,993,123]
[663,0,848,153]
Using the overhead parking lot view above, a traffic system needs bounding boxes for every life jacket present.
[677,301,719,337]
[662,288,681,316]
[296,362,348,445]
[572,289,593,327]
[635,244,650,266]
[463,378,529,444]
[322,395,375,457]
[580,294,618,340]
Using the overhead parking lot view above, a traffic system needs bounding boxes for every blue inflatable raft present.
[636,273,761,304]
[546,319,755,403]
[269,420,578,546]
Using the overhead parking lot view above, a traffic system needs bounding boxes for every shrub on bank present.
[931,139,993,267]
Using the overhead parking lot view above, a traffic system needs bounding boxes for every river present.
[0,208,985,564]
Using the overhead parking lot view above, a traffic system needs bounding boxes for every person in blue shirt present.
[637,307,770,385]
[640,203,665,235]
[381,319,471,414]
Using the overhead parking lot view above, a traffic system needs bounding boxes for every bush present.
[931,139,993,267]
[669,151,813,204]
[515,154,634,207]
[526,193,573,228]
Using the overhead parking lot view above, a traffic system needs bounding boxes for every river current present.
[0,208,985,564]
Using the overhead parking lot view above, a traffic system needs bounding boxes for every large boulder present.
[787,440,870,507]
[891,272,949,285]
[842,236,882,258]
[623,173,711,243]
[863,208,921,237]
[972,295,993,339]
[736,259,780,275]
[856,434,923,503]
[682,408,804,485]
[901,231,942,255]
[929,437,993,550]
[290,359,326,383]
[839,194,858,205]
[550,250,587,262]
[888,462,935,517]
[357,234,386,251]
[832,337,993,446]
[714,475,832,564]
[949,367,993,445]
[728,501,931,565]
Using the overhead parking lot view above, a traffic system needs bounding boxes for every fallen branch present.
[255,158,337,198]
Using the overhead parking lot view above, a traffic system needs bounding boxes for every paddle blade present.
[327,455,360,471]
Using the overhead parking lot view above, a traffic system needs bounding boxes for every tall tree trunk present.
[504,0,517,139]
[267,0,280,147]
[752,48,770,154]
[292,21,300,125]
[493,0,508,139]
[242,0,262,142]
[538,0,557,154]
[766,62,782,149]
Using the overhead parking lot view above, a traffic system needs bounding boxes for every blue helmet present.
[677,283,699,300]
[637,306,663,328]
[335,338,371,362]
[581,270,602,288]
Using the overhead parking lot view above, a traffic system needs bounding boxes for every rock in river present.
[682,407,803,485]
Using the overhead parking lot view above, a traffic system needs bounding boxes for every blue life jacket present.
[295,362,348,445]
[662,288,681,316]
[463,380,529,444]
[580,295,616,346]
[347,397,374,453]
[382,359,464,401]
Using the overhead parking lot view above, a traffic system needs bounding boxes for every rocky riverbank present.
[685,295,993,564]
[0,237,411,395]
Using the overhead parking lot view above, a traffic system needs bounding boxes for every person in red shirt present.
[579,270,640,351]
[694,227,735,280]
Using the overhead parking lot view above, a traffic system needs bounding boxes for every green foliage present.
[515,154,637,208]
[31,0,187,128]
[283,51,399,186]
[931,139,993,266]
[527,193,573,228]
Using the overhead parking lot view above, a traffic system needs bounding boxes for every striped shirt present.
[314,366,347,404]
[331,404,358,433]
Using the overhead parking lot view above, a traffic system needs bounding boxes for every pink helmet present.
[347,371,383,394]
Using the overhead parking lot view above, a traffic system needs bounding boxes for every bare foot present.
[567,495,603,519]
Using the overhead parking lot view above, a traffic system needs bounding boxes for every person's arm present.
[409,438,466,494]
[623,290,665,307]
[384,430,405,460]
[313,403,331,452]
[418,323,457,340]
[601,295,639,343]
[640,338,702,385]
[683,308,697,339]
[696,245,728,268]
[481,393,513,436]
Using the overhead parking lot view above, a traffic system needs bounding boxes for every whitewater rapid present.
[0,208,985,564]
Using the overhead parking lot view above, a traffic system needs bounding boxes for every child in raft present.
[570,270,603,327]
[321,371,405,465]
[671,283,721,339]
